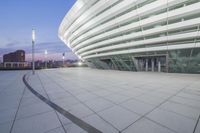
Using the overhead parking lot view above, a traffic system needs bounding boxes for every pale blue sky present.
[0,0,76,61]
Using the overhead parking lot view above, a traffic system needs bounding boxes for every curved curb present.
[23,74,102,133]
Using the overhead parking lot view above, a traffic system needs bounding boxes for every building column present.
[166,54,169,73]
[145,59,148,72]
[151,59,154,72]
[134,59,139,71]
[158,61,161,72]
[11,63,13,68]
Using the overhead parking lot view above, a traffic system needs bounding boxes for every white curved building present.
[59,0,200,73]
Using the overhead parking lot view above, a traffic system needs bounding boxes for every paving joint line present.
[36,72,67,133]
[144,117,178,133]
[0,73,22,94]
[44,70,198,133]
[176,95,200,102]
[23,73,102,133]
[169,99,200,110]
[120,84,191,133]
[16,110,54,121]
[37,74,67,133]
[193,114,200,133]
[43,71,121,132]
[158,105,198,121]
[9,76,27,133]
[52,70,176,132]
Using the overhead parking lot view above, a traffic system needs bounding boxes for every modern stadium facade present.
[59,0,200,73]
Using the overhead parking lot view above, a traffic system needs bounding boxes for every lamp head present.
[32,29,35,42]
[78,62,82,66]
[45,50,48,55]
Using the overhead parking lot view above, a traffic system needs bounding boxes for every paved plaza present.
[0,68,200,133]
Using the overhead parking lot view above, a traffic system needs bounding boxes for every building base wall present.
[86,48,200,74]
[3,62,27,69]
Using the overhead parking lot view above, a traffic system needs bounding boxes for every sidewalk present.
[0,68,200,133]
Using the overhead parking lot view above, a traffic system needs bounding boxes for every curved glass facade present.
[59,0,200,73]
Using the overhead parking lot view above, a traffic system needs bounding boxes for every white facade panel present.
[59,0,200,62]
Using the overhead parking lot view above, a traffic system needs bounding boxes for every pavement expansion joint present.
[22,73,102,133]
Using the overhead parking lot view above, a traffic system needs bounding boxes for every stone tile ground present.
[0,68,200,133]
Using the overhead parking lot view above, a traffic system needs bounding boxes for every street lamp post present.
[62,52,65,67]
[32,29,35,75]
[45,50,48,69]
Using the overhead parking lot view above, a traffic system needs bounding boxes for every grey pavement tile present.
[157,88,180,95]
[45,88,65,94]
[123,118,175,133]
[137,84,160,91]
[147,108,196,133]
[107,87,125,93]
[98,105,141,131]
[76,92,99,102]
[64,88,87,95]
[1,69,200,133]
[85,97,114,112]
[83,114,118,133]
[0,108,17,124]
[23,89,37,99]
[84,87,104,93]
[194,119,200,133]
[0,93,21,102]
[27,83,46,95]
[104,93,131,104]
[45,126,65,133]
[184,90,200,98]
[53,96,80,109]
[169,96,200,110]
[48,91,71,100]
[118,89,145,98]
[69,103,94,118]
[57,113,72,125]
[0,81,11,89]
[1,88,24,97]
[120,99,155,115]
[134,94,166,106]
[147,91,172,99]
[41,85,65,94]
[20,94,41,107]
[0,99,20,111]
[0,122,12,133]
[160,101,200,120]
[12,111,61,133]
[92,90,113,97]
[183,88,200,96]
[16,102,53,119]
[176,92,200,101]
[64,123,86,133]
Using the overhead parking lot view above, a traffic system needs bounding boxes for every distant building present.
[3,50,27,68]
